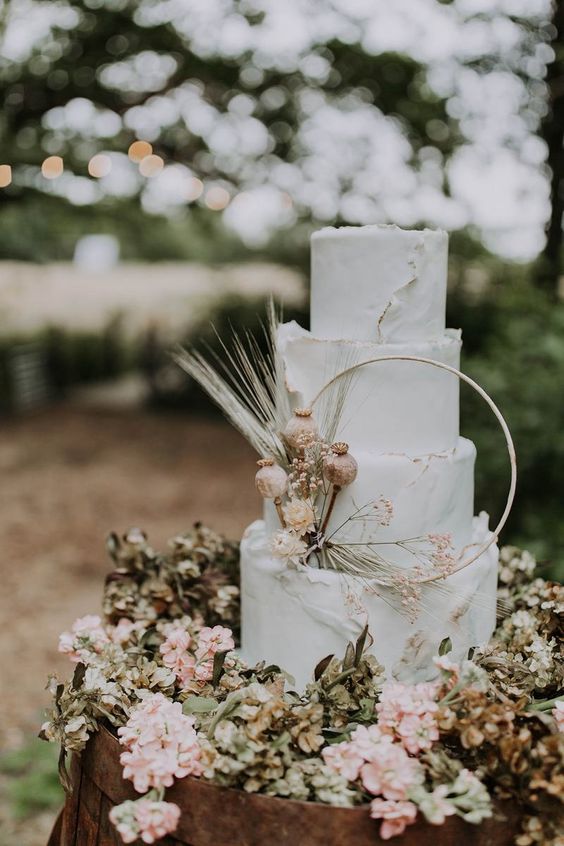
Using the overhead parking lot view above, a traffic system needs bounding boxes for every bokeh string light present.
[205,185,230,210]
[0,147,240,213]
[128,140,153,163]
[0,165,12,188]
[186,177,204,202]
[139,154,164,177]
[41,156,64,179]
[88,154,112,178]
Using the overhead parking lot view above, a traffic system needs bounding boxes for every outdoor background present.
[0,1,563,843]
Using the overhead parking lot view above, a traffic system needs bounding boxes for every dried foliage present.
[103,524,240,636]
[41,535,562,844]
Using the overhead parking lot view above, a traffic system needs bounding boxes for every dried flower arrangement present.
[42,529,563,845]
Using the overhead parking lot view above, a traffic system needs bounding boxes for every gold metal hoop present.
[311,355,517,583]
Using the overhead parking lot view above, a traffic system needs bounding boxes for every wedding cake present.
[240,225,499,689]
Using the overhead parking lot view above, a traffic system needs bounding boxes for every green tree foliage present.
[0,0,556,260]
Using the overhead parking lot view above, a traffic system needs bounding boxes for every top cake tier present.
[311,224,448,342]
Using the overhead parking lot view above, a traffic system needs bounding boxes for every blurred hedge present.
[447,278,564,581]
[0,316,133,412]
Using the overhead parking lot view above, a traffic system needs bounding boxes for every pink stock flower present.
[58,614,110,663]
[394,711,440,756]
[360,744,421,801]
[109,798,180,844]
[110,618,143,645]
[322,741,365,782]
[159,627,191,673]
[175,654,198,686]
[158,624,234,688]
[348,724,389,759]
[370,798,417,840]
[376,682,439,754]
[118,693,202,793]
[323,724,423,802]
[134,799,181,843]
[196,625,235,659]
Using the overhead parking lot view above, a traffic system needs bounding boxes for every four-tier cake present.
[240,225,498,688]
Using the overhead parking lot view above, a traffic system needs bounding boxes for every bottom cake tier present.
[240,514,498,689]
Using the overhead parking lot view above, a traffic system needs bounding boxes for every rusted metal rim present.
[66,724,522,846]
[311,355,517,583]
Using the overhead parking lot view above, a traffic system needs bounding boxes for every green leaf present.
[342,642,355,671]
[212,650,228,687]
[139,626,163,652]
[72,663,86,690]
[106,532,121,563]
[271,731,291,750]
[314,653,334,681]
[438,636,452,656]
[58,747,72,795]
[357,697,376,721]
[354,625,372,666]
[207,689,247,739]
[182,695,219,715]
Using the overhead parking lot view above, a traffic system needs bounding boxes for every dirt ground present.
[0,406,258,741]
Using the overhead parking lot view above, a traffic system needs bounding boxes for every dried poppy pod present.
[323,442,358,487]
[283,408,318,451]
[321,442,358,536]
[255,458,288,499]
[255,458,288,526]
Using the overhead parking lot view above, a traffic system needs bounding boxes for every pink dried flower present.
[110,619,143,645]
[347,724,389,759]
[427,533,455,576]
[370,798,417,840]
[373,496,394,527]
[58,614,109,663]
[118,693,202,793]
[360,744,421,800]
[158,623,234,688]
[323,724,422,802]
[376,682,439,754]
[135,799,181,843]
[160,626,191,671]
[196,625,235,659]
[321,741,365,781]
[110,798,180,844]
[175,654,198,686]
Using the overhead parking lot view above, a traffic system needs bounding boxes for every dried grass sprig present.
[173,300,290,463]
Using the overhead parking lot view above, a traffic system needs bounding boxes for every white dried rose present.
[270,530,308,565]
[282,498,316,536]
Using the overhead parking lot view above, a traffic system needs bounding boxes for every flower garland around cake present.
[41,526,563,844]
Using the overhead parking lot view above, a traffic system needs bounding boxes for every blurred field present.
[0,262,304,340]
[0,405,258,843]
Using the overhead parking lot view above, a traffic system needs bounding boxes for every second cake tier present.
[265,436,477,559]
[278,322,461,455]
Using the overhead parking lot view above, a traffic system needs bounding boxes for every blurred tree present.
[536,0,564,296]
[0,0,556,259]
